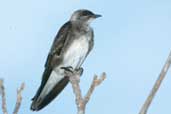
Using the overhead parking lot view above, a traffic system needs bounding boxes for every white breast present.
[39,36,90,98]
[62,36,89,69]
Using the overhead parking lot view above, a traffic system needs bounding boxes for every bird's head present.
[70,9,102,25]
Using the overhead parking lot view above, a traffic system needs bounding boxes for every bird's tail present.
[30,68,69,111]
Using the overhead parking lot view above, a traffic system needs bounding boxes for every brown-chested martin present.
[30,9,101,111]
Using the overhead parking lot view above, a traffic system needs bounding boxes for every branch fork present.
[0,80,25,114]
[65,70,106,114]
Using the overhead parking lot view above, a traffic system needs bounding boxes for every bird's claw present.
[61,66,84,78]
[61,66,74,73]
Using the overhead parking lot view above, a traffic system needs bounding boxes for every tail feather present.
[31,68,52,102]
[31,68,69,111]
[31,76,69,111]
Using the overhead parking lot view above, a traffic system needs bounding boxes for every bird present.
[30,9,101,111]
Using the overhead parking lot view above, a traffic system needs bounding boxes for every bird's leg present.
[61,66,74,73]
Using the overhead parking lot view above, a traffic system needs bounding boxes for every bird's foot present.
[61,66,83,82]
[61,66,74,73]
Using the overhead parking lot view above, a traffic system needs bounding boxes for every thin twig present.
[84,73,106,104]
[139,51,171,114]
[0,79,8,114]
[66,71,106,114]
[0,79,25,114]
[13,83,25,114]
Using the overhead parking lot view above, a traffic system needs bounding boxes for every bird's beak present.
[94,14,102,18]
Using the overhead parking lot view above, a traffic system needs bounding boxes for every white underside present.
[39,36,89,99]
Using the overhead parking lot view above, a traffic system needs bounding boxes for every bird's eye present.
[81,11,94,16]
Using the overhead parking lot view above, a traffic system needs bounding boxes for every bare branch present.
[0,79,25,114]
[139,51,171,114]
[0,79,8,114]
[84,73,106,104]
[66,71,106,114]
[13,83,25,114]
[69,72,84,112]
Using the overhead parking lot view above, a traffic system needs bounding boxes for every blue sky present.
[0,0,171,114]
